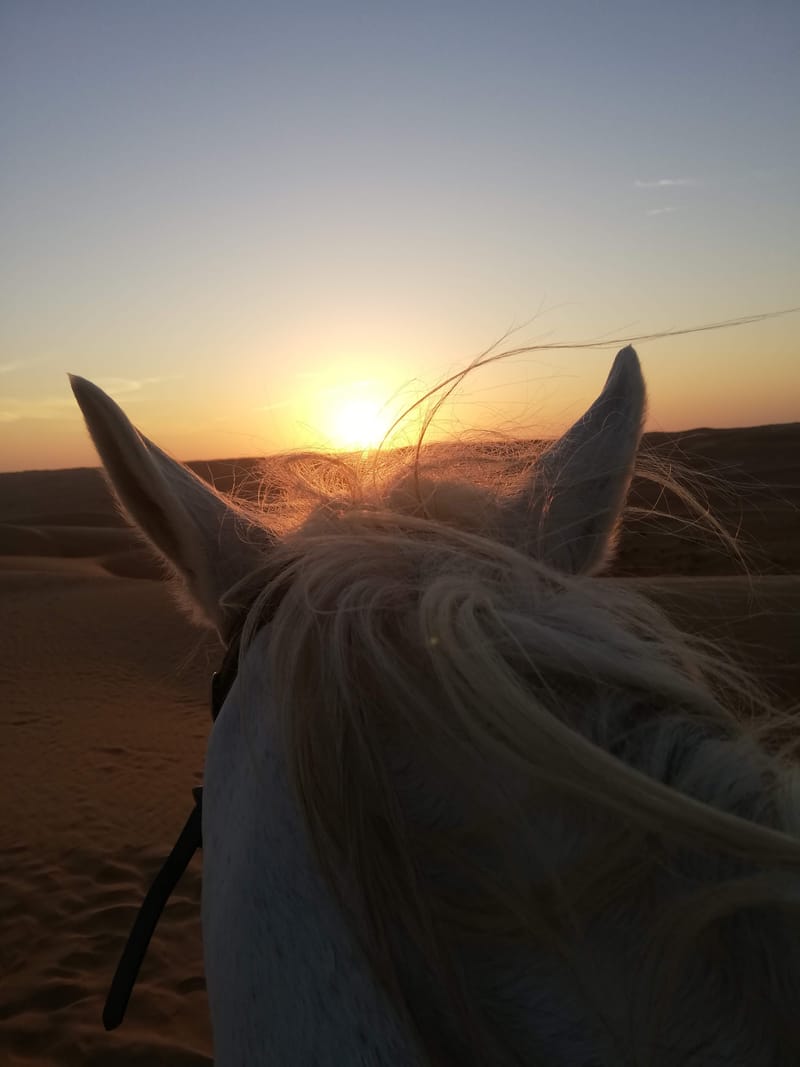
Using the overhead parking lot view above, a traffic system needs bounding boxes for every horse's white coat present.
[201,631,776,1066]
[202,625,419,1066]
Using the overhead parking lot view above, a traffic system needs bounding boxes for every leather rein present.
[102,633,242,1031]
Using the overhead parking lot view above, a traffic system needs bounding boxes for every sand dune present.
[0,525,59,557]
[1,424,798,1065]
[1,567,215,1066]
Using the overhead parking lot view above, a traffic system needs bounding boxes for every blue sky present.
[1,1,798,471]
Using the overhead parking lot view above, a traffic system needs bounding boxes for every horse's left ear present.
[510,346,646,575]
[69,375,273,635]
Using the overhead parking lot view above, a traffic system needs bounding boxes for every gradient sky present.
[2,1,798,472]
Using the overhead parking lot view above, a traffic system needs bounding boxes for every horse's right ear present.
[69,376,273,635]
[508,346,646,575]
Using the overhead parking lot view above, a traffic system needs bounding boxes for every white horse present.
[71,348,800,1066]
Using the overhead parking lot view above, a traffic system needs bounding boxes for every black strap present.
[103,787,204,1031]
[103,633,244,1030]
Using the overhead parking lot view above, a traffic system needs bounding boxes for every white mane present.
[71,347,800,1065]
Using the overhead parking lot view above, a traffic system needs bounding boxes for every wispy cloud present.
[749,167,779,182]
[634,177,698,188]
[256,399,292,412]
[0,375,177,423]
[0,396,76,423]
[0,356,52,376]
[646,206,677,216]
[94,374,177,397]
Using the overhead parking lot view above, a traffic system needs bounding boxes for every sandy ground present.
[1,559,215,1066]
[1,425,798,1065]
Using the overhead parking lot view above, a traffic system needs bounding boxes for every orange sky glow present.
[2,5,798,473]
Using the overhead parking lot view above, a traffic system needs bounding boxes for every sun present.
[329,396,390,451]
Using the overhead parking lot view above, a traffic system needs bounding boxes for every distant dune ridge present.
[1,423,799,1065]
[1,423,799,577]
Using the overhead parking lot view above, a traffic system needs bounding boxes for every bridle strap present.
[103,788,203,1030]
[103,631,243,1031]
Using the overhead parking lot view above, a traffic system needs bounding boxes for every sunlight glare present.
[329,396,390,451]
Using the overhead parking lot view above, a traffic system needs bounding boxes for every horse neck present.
[199,628,599,1065]
[200,627,793,1066]
[201,625,420,1066]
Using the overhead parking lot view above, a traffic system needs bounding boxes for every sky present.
[1,1,798,472]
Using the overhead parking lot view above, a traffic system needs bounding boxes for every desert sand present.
[1,424,798,1065]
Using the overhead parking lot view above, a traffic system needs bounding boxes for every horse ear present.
[510,346,646,575]
[69,375,273,634]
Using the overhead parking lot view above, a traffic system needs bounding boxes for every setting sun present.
[329,396,392,451]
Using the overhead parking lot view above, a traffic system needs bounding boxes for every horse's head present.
[71,349,800,1066]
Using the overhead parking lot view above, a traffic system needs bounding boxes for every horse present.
[71,346,800,1066]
